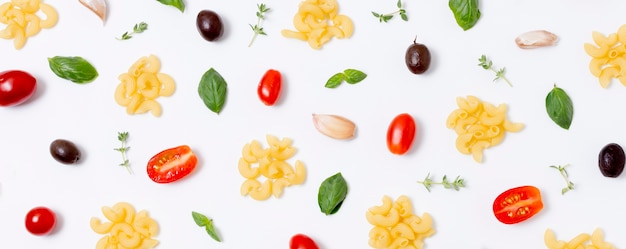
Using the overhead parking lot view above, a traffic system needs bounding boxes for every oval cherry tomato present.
[290,233,319,249]
[257,69,282,106]
[386,113,416,155]
[0,70,37,107]
[25,207,56,235]
[492,185,543,224]
[147,145,198,183]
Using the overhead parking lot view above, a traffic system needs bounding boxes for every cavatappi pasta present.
[544,228,615,249]
[90,202,159,249]
[366,195,435,249]
[446,96,524,163]
[281,0,353,49]
[584,24,626,88]
[239,135,306,200]
[114,55,176,117]
[0,0,58,49]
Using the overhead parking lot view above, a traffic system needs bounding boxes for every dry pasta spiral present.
[90,202,159,249]
[0,0,57,49]
[282,0,353,49]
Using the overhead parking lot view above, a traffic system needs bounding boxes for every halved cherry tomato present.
[147,145,198,183]
[25,207,56,235]
[492,185,543,224]
[290,233,319,249]
[386,113,416,155]
[0,70,37,107]
[257,69,282,106]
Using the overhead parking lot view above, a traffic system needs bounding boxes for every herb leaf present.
[198,68,228,114]
[318,172,348,215]
[191,211,221,242]
[156,0,185,12]
[248,3,270,47]
[448,0,481,31]
[417,173,466,192]
[343,69,367,84]
[372,0,407,23]
[546,84,573,130]
[325,73,345,88]
[117,22,148,40]
[113,131,131,174]
[549,164,575,195]
[47,56,98,84]
[477,54,512,87]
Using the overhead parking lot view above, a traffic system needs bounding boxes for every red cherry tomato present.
[0,70,37,107]
[25,207,56,235]
[257,69,282,106]
[147,145,198,183]
[290,234,319,249]
[386,113,416,155]
[492,186,543,224]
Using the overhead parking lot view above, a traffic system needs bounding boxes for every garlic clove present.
[312,113,356,140]
[515,30,558,49]
[79,0,107,23]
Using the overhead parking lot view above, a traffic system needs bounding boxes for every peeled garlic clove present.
[79,0,107,23]
[515,30,558,49]
[312,113,356,140]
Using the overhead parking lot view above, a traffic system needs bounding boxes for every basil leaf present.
[318,172,348,215]
[47,56,98,83]
[343,69,367,84]
[448,0,481,31]
[198,68,227,114]
[546,85,573,130]
[325,73,344,88]
[205,222,222,242]
[156,0,185,12]
[192,211,209,226]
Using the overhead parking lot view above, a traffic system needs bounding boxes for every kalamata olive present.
[598,143,625,177]
[50,139,81,164]
[405,37,431,74]
[196,10,224,42]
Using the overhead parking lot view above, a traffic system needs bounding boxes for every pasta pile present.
[114,55,176,117]
[446,96,524,163]
[366,195,435,249]
[0,0,58,49]
[90,202,159,249]
[239,134,306,201]
[544,228,615,249]
[584,24,626,88]
[281,0,353,49]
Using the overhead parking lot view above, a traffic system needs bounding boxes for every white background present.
[2,0,626,248]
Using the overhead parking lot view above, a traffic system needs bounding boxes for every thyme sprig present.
[478,54,512,87]
[117,22,148,40]
[248,3,270,47]
[114,132,131,174]
[372,0,407,23]
[549,164,574,195]
[417,173,465,192]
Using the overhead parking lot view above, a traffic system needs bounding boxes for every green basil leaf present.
[156,0,185,12]
[448,0,481,31]
[343,69,367,84]
[546,85,573,130]
[318,172,348,215]
[191,211,209,226]
[198,68,227,114]
[325,73,344,88]
[47,56,98,84]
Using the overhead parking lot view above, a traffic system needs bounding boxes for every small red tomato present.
[290,234,319,249]
[386,113,416,155]
[147,145,198,183]
[0,70,37,107]
[257,69,282,106]
[492,186,543,224]
[25,207,56,235]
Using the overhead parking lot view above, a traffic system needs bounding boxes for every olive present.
[50,139,81,164]
[405,37,431,74]
[196,10,224,42]
[598,143,625,177]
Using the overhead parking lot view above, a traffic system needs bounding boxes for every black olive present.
[405,37,431,74]
[598,143,625,177]
[50,139,81,164]
[196,10,224,42]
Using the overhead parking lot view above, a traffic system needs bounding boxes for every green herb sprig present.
[549,164,574,195]
[478,54,512,87]
[248,3,270,47]
[417,173,465,192]
[114,132,131,174]
[117,22,148,40]
[192,211,221,242]
[372,0,407,23]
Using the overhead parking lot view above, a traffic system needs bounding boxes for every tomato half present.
[386,113,416,155]
[257,69,282,106]
[25,207,56,235]
[0,70,37,107]
[492,186,543,224]
[147,145,198,183]
[290,234,319,249]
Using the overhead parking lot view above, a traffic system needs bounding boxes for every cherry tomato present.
[492,186,543,224]
[147,145,198,183]
[25,207,56,235]
[290,234,319,249]
[0,70,37,107]
[386,113,416,155]
[257,69,282,106]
